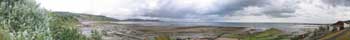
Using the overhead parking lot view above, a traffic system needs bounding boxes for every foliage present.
[0,0,53,40]
[79,14,119,21]
[90,30,102,40]
[49,13,88,40]
[53,12,119,21]
[0,0,100,40]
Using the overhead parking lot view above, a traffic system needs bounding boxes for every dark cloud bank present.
[128,0,350,22]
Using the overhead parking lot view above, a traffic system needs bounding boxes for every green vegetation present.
[49,13,88,40]
[226,33,242,38]
[244,28,290,40]
[228,28,291,40]
[319,29,350,40]
[318,30,345,40]
[79,14,119,21]
[155,34,171,40]
[335,30,350,40]
[54,12,118,21]
[0,0,101,40]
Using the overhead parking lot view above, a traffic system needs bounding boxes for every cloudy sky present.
[36,0,350,23]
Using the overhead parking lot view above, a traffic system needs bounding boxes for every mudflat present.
[129,25,247,34]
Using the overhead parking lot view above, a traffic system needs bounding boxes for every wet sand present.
[128,25,248,34]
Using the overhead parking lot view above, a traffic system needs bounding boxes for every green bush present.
[0,0,100,40]
[49,13,88,40]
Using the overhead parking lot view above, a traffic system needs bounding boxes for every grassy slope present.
[318,30,346,40]
[244,28,289,40]
[336,30,350,40]
[226,28,290,40]
[319,29,350,40]
[53,12,119,21]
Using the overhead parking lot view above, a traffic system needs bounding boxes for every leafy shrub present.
[0,0,100,40]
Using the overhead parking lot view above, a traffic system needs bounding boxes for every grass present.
[243,28,288,40]
[317,29,350,40]
[226,28,291,40]
[319,30,346,40]
[226,33,242,38]
[335,30,350,40]
[155,34,171,40]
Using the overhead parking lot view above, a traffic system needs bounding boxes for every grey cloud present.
[263,9,295,18]
[142,0,201,19]
[141,0,297,21]
[212,0,268,16]
[142,0,270,19]
[222,0,296,18]
[323,0,350,6]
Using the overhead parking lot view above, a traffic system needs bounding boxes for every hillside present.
[53,12,120,21]
[53,12,161,22]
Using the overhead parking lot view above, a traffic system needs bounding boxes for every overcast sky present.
[36,0,350,23]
